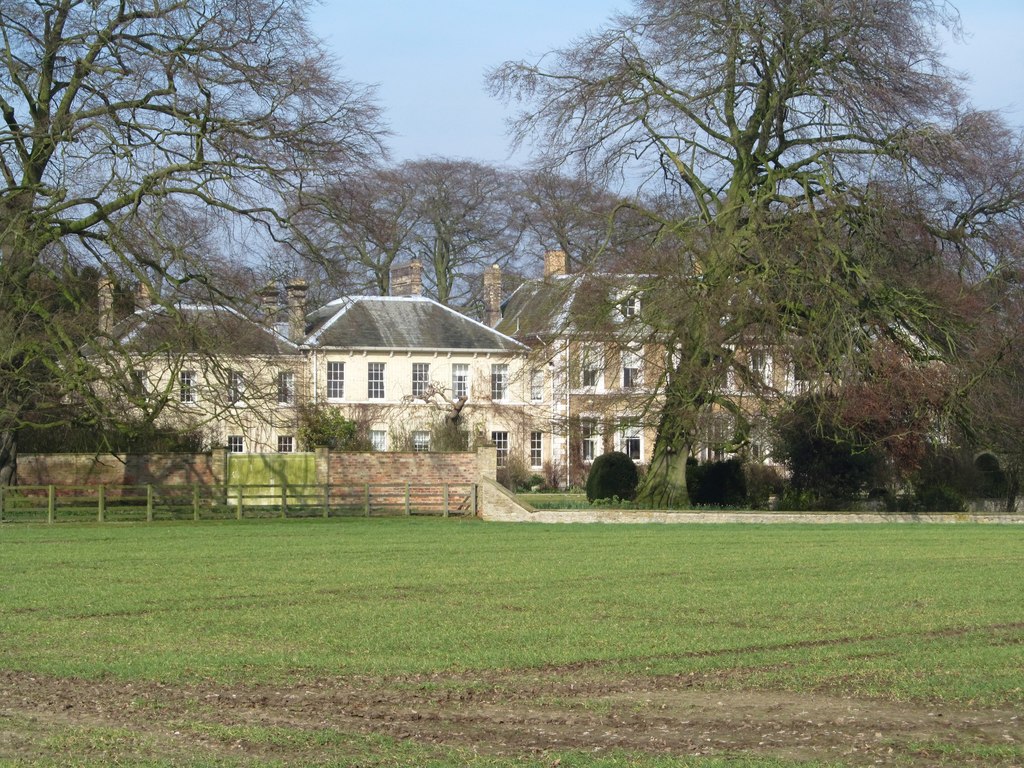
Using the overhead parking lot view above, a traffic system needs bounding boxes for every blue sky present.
[309,1,1024,165]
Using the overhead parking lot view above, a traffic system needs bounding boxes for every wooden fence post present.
[471,483,478,517]
[146,485,154,523]
[405,482,411,516]
[97,485,105,523]
[281,483,287,519]
[323,484,329,519]
[364,483,370,517]
[443,483,449,518]
[192,483,199,521]
[235,486,243,520]
[47,485,55,524]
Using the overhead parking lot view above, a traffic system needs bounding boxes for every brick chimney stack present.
[135,280,153,311]
[258,283,280,321]
[543,249,568,278]
[284,279,308,342]
[483,263,502,327]
[390,260,423,297]
[98,277,114,336]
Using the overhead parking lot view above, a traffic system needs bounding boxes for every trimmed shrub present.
[744,462,786,509]
[586,451,639,502]
[688,457,747,507]
[974,453,1008,499]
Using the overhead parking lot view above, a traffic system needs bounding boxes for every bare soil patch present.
[1,666,1020,765]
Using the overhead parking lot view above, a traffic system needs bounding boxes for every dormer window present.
[621,294,640,318]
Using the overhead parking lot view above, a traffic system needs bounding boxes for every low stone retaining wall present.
[481,501,1024,524]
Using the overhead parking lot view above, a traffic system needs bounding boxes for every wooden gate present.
[227,453,317,506]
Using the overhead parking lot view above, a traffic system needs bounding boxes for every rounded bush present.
[688,457,747,507]
[586,451,639,502]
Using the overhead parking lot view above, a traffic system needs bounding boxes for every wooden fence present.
[0,482,478,524]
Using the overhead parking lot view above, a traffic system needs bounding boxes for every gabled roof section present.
[497,273,652,342]
[102,304,298,356]
[496,275,577,339]
[307,296,525,352]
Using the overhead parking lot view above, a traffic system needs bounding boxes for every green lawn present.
[2,518,1023,767]
[1,518,1020,705]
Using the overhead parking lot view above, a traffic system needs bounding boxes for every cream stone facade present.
[97,254,801,487]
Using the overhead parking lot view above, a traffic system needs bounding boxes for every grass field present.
[1,517,1022,767]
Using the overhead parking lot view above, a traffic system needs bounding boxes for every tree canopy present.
[490,0,1024,505]
[0,0,385,482]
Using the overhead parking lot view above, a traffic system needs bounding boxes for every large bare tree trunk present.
[636,384,697,508]
[0,429,17,487]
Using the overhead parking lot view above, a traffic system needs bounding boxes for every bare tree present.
[291,165,419,299]
[516,168,667,273]
[403,158,524,306]
[490,0,1024,506]
[0,0,386,483]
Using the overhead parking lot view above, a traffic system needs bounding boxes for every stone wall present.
[479,506,1024,524]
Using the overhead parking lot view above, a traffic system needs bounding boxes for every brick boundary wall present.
[16,453,218,487]
[17,447,498,509]
[323,451,478,487]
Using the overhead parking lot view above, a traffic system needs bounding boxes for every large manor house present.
[101,250,797,486]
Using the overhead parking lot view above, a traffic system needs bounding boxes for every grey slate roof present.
[106,305,297,356]
[306,296,525,352]
[496,276,577,340]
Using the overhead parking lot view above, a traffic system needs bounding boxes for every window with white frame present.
[580,418,599,462]
[530,369,544,402]
[227,370,245,405]
[490,364,508,401]
[130,369,147,396]
[227,435,244,453]
[581,348,602,388]
[706,413,733,462]
[622,348,641,389]
[368,362,385,399]
[749,348,768,384]
[412,362,430,398]
[370,429,387,451]
[452,363,469,400]
[412,430,430,452]
[491,431,509,466]
[180,370,196,404]
[792,358,810,394]
[326,361,344,399]
[530,431,543,469]
[277,371,295,405]
[619,421,641,461]
[277,435,294,453]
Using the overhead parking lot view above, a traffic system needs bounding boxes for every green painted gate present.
[227,453,317,506]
